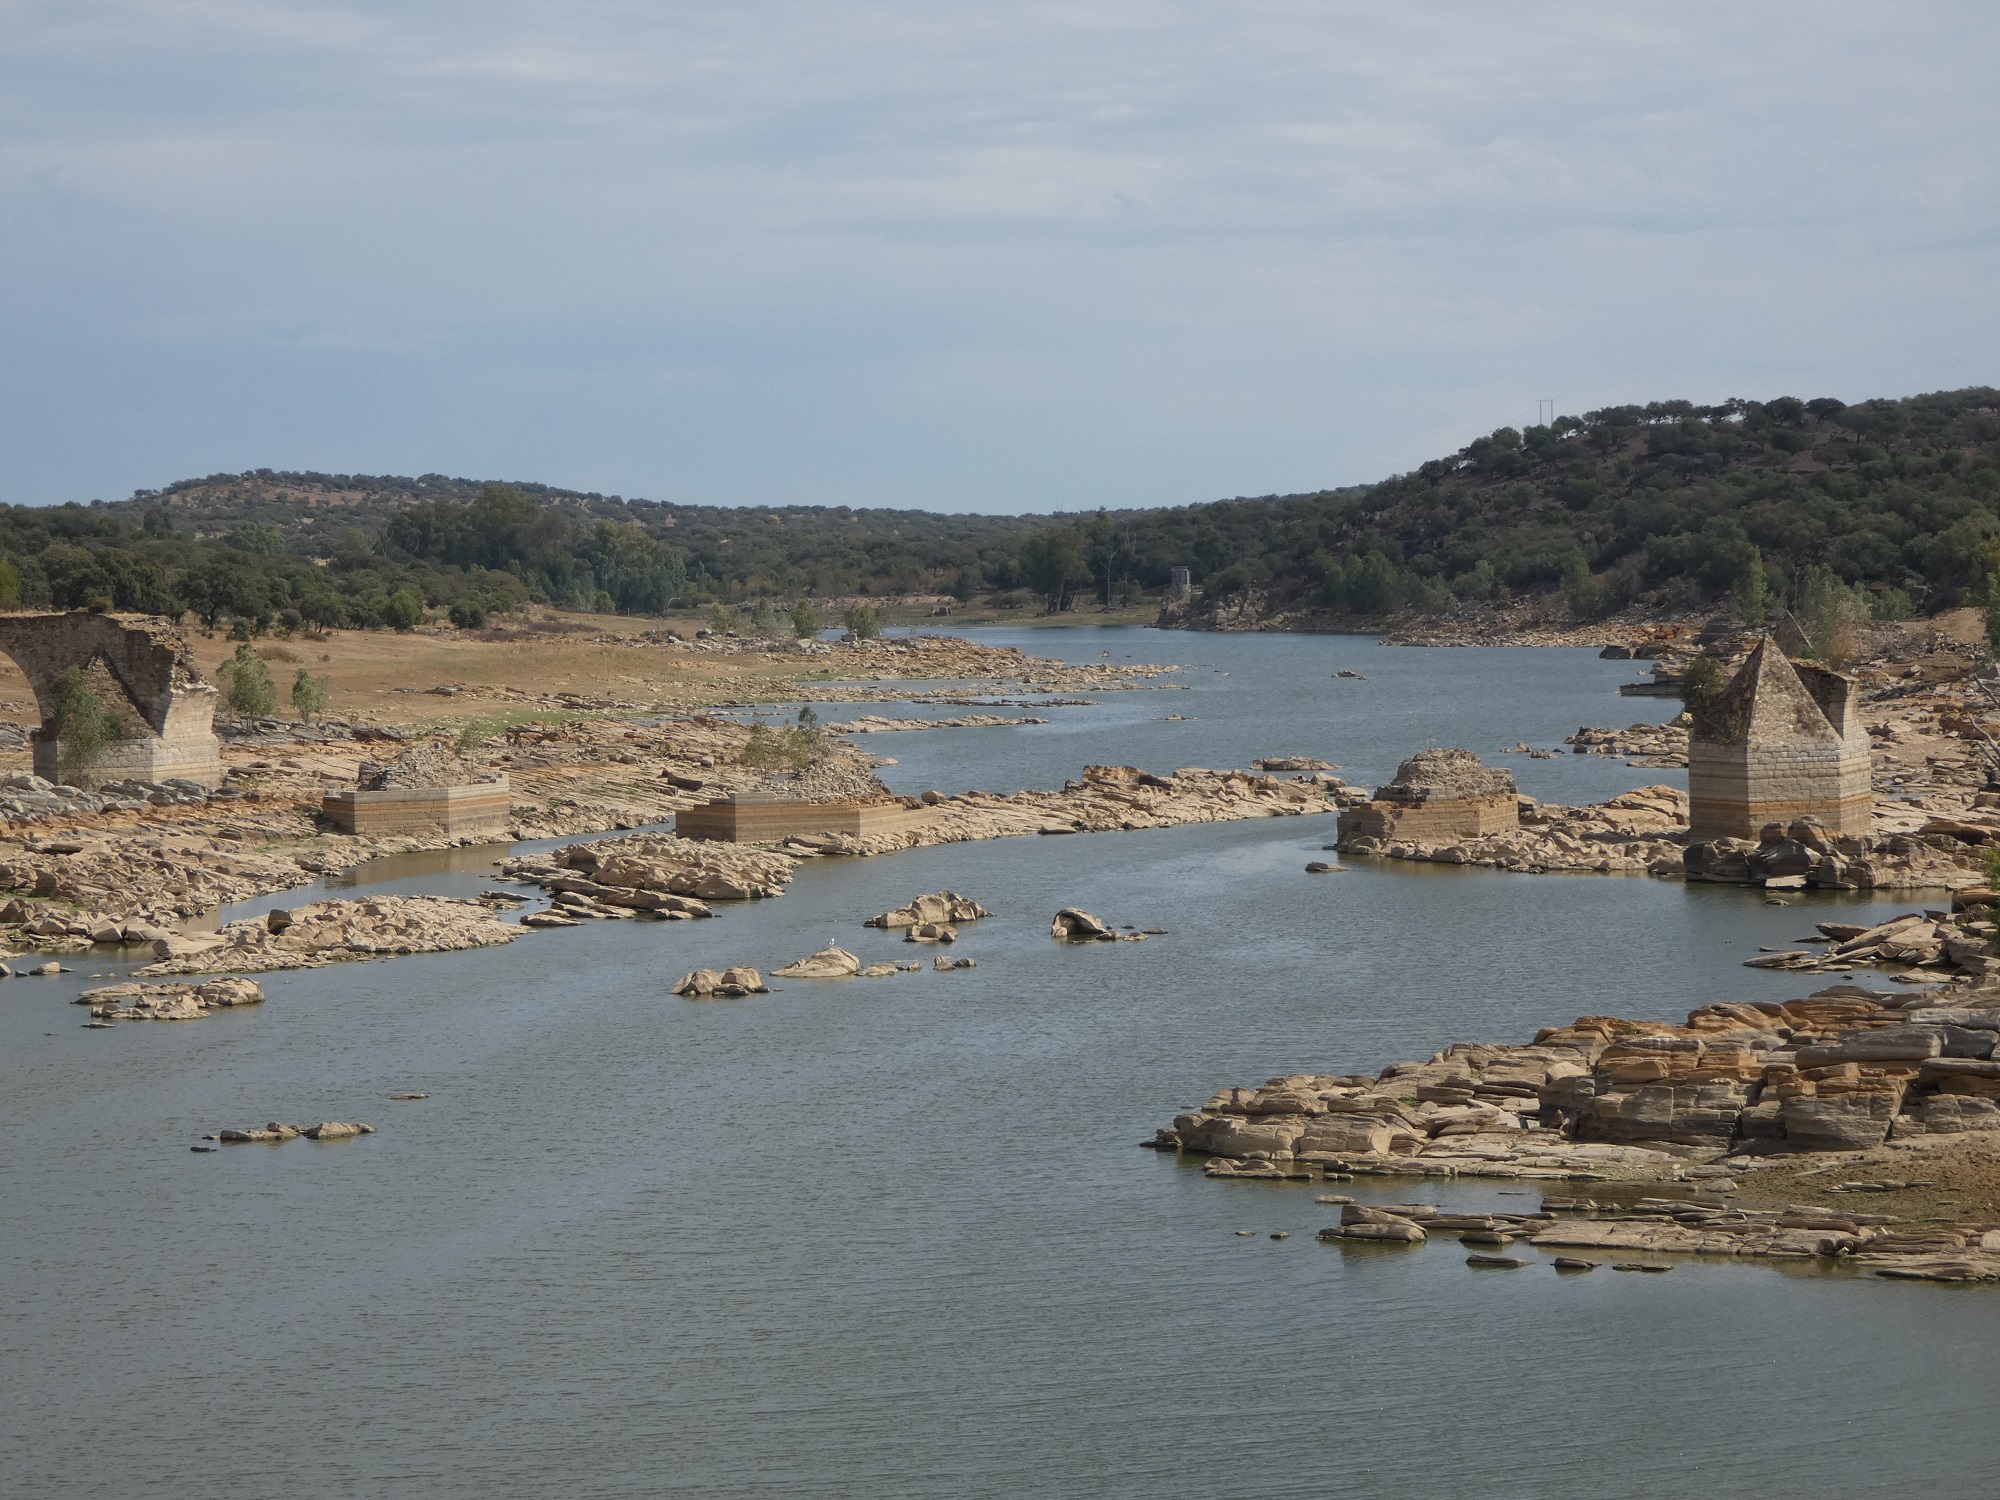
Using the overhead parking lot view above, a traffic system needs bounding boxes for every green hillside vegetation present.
[2,386,1996,633]
[1021,387,2000,623]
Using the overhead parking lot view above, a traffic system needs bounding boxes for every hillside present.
[3,385,1996,632]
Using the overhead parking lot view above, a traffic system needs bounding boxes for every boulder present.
[1297,1115,1395,1156]
[1051,908,1115,941]
[673,966,768,997]
[303,1121,374,1141]
[772,946,863,979]
[1173,1111,1307,1159]
[934,954,976,971]
[902,921,957,943]
[1782,1093,1901,1151]
[194,977,265,1008]
[866,891,992,928]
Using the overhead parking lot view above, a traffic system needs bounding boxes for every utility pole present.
[1536,398,1556,429]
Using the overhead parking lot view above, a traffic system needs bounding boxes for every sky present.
[2,1,1997,514]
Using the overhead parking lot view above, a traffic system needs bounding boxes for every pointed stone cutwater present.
[1686,636,1869,839]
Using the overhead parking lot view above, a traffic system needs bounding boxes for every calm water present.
[4,631,1995,1498]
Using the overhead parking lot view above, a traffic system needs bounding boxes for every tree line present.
[5,385,1999,634]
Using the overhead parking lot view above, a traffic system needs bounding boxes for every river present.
[3,629,1994,1498]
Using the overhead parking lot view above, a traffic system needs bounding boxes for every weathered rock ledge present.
[1155,981,2000,1282]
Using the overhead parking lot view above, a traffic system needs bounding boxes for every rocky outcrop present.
[1685,814,1983,892]
[866,891,993,929]
[216,1120,374,1144]
[839,714,1049,732]
[1566,718,1690,768]
[75,976,265,1021]
[772,946,863,979]
[1742,904,1999,981]
[501,834,793,905]
[673,966,768,997]
[1159,982,2000,1176]
[1341,785,1691,876]
[138,896,524,974]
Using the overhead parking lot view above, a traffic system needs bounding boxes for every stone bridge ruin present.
[0,612,224,787]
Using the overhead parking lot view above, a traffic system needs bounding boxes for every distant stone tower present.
[1686,637,1870,839]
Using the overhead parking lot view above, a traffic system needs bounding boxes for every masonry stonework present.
[0,612,223,787]
[1686,637,1871,840]
[1337,748,1519,847]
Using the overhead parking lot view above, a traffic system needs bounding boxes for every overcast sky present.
[2,2,1995,513]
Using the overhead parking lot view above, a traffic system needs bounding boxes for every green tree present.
[291,668,329,721]
[1798,566,1867,671]
[842,603,880,640]
[0,559,19,609]
[449,600,488,629]
[1559,551,1606,620]
[49,665,120,785]
[791,598,823,637]
[1679,653,1727,712]
[217,642,278,718]
[1730,552,1769,626]
[382,589,423,632]
[1019,529,1085,613]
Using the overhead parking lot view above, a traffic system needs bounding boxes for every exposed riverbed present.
[4,632,1996,1498]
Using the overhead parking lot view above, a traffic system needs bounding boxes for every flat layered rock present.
[139,896,524,974]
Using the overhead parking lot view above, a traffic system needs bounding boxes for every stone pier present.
[1686,637,1870,840]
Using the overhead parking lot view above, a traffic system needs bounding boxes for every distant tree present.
[1019,529,1085,613]
[0,559,19,609]
[217,643,278,718]
[1730,552,1769,627]
[842,603,880,640]
[449,600,488,629]
[791,599,823,637]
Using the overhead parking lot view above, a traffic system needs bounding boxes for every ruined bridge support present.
[0,612,224,788]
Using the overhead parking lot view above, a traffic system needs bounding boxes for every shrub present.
[449,600,488,629]
[842,604,880,640]
[383,589,423,631]
[1679,653,1727,712]
[792,599,823,637]
[217,642,278,718]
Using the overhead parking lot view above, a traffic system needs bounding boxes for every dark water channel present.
[3,631,1995,1497]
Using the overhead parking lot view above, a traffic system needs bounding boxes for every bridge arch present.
[0,612,223,787]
